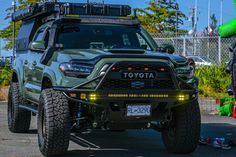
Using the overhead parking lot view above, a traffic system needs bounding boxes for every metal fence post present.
[218,36,222,63]
[152,34,236,63]
[183,37,186,56]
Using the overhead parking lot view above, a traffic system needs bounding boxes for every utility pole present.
[190,7,195,35]
[219,0,223,63]
[220,0,223,25]
[194,0,198,35]
[175,3,179,37]
[189,7,195,55]
[207,0,210,58]
[192,0,198,56]
[208,0,210,32]
[12,0,16,60]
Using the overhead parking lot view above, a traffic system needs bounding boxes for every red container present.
[232,104,236,118]
[216,99,220,104]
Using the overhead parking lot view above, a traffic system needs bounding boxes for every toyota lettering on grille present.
[122,71,156,79]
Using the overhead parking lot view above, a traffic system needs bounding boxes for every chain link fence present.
[153,34,236,64]
[0,34,236,64]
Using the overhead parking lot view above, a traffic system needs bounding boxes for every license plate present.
[127,105,151,117]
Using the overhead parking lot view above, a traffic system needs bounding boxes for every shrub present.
[195,64,230,98]
[0,63,12,86]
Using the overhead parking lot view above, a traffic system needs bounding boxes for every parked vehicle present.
[8,2,200,156]
[186,55,213,67]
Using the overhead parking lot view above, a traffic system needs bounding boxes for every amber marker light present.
[80,93,87,100]
[69,93,77,98]
[160,68,166,72]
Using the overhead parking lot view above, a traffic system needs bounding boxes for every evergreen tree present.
[136,0,186,33]
[0,0,40,50]
[204,13,218,36]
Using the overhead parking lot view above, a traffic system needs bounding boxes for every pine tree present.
[0,0,40,49]
[136,0,186,33]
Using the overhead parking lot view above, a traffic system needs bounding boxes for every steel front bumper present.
[53,61,198,108]
[53,61,198,129]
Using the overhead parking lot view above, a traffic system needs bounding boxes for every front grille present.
[100,62,176,90]
[101,79,175,89]
[111,63,168,72]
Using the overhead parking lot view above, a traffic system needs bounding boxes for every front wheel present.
[161,100,201,154]
[8,82,31,133]
[37,89,70,156]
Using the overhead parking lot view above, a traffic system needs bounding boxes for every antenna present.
[12,0,16,60]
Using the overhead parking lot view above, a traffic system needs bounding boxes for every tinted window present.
[57,24,152,50]
[34,30,44,42]
[33,28,50,49]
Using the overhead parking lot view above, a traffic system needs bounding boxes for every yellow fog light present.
[177,94,189,101]
[89,93,97,101]
[80,93,87,100]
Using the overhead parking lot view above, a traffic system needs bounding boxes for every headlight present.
[59,63,94,78]
[175,66,194,79]
[99,64,110,76]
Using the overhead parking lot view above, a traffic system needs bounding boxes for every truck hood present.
[56,49,187,64]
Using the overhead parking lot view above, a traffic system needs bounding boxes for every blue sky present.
[0,0,235,31]
[0,0,235,55]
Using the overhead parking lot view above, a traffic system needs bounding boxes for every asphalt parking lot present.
[0,102,236,157]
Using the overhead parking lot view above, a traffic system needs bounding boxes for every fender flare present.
[11,68,24,93]
[42,68,56,87]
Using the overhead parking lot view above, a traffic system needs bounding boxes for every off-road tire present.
[38,89,70,156]
[161,100,201,154]
[8,82,31,133]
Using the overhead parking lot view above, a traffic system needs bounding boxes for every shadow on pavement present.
[60,123,236,157]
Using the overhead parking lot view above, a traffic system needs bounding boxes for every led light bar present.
[107,94,169,98]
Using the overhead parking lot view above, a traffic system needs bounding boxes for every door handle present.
[32,61,37,66]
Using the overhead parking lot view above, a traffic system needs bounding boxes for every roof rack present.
[12,2,132,22]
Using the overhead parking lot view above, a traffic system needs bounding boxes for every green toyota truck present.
[8,2,200,156]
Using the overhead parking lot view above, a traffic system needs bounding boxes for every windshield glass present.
[57,24,153,50]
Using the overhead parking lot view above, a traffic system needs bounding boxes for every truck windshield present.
[57,24,153,50]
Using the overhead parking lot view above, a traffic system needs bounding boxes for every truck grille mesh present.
[101,79,175,89]
[100,63,175,90]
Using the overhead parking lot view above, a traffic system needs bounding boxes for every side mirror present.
[158,44,175,54]
[29,41,46,52]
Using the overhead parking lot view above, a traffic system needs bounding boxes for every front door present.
[24,27,50,103]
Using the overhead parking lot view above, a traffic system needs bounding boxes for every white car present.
[186,56,213,67]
